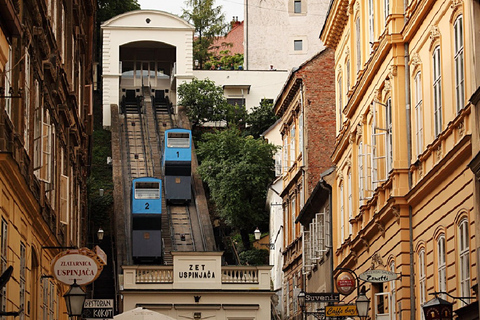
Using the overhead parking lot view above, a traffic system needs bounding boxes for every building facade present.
[0,0,95,319]
[321,0,478,318]
[244,0,330,71]
[273,48,336,319]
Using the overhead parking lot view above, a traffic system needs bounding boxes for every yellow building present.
[321,0,478,318]
[0,0,95,319]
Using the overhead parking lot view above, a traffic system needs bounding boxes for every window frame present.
[454,15,464,113]
[432,46,442,137]
[437,235,447,298]
[458,218,470,305]
[414,71,423,156]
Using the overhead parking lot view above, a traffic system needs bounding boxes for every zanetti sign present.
[358,269,398,283]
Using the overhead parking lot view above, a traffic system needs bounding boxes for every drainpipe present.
[405,42,416,320]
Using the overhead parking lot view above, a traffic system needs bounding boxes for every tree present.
[178,78,248,129]
[97,0,140,25]
[245,99,279,138]
[196,127,278,250]
[178,78,228,128]
[182,0,229,69]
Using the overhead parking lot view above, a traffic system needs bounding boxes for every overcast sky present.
[137,0,244,21]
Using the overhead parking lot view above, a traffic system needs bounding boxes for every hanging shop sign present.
[83,299,114,319]
[325,305,358,317]
[358,269,398,283]
[51,248,106,286]
[304,292,340,303]
[335,272,356,295]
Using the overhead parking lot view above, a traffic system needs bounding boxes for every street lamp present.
[356,286,370,320]
[254,227,261,240]
[97,228,104,242]
[63,279,86,318]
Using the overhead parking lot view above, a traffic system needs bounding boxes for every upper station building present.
[101,10,288,128]
[321,0,479,318]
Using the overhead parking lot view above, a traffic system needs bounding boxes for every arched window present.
[437,235,447,297]
[418,248,426,318]
[458,218,470,304]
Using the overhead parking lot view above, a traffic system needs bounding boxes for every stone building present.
[244,0,331,71]
[273,48,336,319]
[0,0,95,318]
[321,0,478,318]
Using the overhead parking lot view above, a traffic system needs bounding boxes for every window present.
[275,151,282,176]
[356,17,361,72]
[294,40,303,51]
[368,0,374,47]
[338,74,343,126]
[454,15,464,112]
[20,242,26,320]
[283,137,288,172]
[24,52,31,150]
[358,142,365,200]
[384,0,389,25]
[386,98,393,172]
[290,125,296,165]
[299,112,303,158]
[303,207,329,274]
[294,0,301,13]
[390,261,396,319]
[415,72,423,156]
[437,235,446,298]
[227,98,245,107]
[346,59,350,94]
[433,46,442,137]
[348,172,353,235]
[419,249,426,319]
[291,196,296,241]
[1,219,8,318]
[340,182,344,242]
[5,45,12,119]
[458,219,470,305]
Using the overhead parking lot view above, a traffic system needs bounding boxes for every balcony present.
[122,264,272,291]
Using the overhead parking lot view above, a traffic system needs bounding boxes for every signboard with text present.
[304,292,340,303]
[325,305,358,317]
[359,269,398,283]
[83,299,114,319]
[51,248,106,285]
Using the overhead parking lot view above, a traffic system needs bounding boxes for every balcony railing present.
[122,265,272,290]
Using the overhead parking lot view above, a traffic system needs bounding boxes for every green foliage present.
[245,99,279,138]
[178,78,247,128]
[182,0,228,69]
[239,249,269,265]
[88,129,114,232]
[97,0,140,25]
[196,127,279,249]
[205,50,244,70]
[178,78,228,127]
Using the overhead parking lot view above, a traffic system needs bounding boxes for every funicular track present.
[119,86,209,266]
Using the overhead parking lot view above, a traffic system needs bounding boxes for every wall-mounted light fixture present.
[254,227,275,249]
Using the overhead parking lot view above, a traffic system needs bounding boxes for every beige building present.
[321,0,478,319]
[0,0,95,319]
[120,252,272,320]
